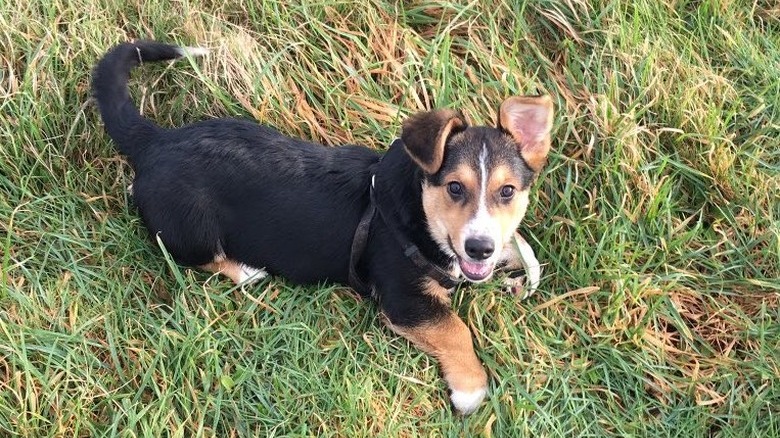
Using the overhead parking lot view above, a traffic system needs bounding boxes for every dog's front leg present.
[384,289,487,415]
[499,231,541,298]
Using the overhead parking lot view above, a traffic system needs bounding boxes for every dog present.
[92,40,552,414]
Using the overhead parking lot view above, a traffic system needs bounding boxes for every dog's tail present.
[92,41,208,160]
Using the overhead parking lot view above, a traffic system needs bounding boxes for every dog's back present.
[92,41,380,283]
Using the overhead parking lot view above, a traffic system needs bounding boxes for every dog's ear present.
[402,109,467,174]
[498,96,554,173]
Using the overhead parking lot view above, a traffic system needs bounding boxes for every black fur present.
[92,41,455,326]
[91,40,555,415]
[93,41,181,159]
[94,41,380,283]
[362,143,456,325]
[92,40,554,337]
[432,127,536,190]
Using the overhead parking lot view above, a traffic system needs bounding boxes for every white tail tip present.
[176,46,210,57]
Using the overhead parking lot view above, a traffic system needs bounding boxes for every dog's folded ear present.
[402,109,467,174]
[498,96,554,173]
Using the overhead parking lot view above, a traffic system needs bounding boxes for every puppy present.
[92,41,552,414]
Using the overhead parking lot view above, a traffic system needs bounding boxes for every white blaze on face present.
[461,144,502,261]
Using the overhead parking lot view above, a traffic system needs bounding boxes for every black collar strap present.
[349,168,463,295]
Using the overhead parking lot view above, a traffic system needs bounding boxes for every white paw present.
[512,233,541,298]
[503,275,536,300]
[238,265,268,284]
[450,387,487,415]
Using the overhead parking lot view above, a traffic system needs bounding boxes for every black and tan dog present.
[92,41,552,414]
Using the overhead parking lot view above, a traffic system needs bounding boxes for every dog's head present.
[402,96,553,283]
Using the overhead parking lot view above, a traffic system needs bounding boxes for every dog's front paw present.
[450,386,488,415]
[502,271,536,299]
[446,365,488,415]
[502,233,541,298]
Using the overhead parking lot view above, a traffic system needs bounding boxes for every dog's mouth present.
[458,258,495,282]
[445,237,496,283]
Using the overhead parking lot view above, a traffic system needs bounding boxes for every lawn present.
[1,0,778,436]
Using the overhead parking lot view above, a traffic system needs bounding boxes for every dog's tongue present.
[460,259,492,281]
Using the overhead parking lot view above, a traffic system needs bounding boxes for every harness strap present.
[396,240,461,290]
[348,182,376,295]
[348,173,462,294]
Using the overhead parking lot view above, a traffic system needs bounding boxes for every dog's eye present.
[499,185,515,199]
[447,181,464,197]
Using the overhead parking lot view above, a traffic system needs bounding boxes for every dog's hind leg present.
[201,257,268,285]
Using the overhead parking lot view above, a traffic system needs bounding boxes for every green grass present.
[1,0,778,436]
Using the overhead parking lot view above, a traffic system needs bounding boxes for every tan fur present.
[486,165,530,247]
[387,311,487,394]
[496,191,530,249]
[200,258,244,284]
[420,278,453,305]
[485,165,521,197]
[421,164,479,256]
[422,164,530,261]
[499,96,554,173]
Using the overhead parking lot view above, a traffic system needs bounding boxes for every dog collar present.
[348,144,462,295]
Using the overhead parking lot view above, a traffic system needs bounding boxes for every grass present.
[1,0,778,436]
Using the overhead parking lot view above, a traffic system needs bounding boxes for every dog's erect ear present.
[402,109,467,174]
[498,96,554,173]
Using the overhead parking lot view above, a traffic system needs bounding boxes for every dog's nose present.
[465,237,495,260]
